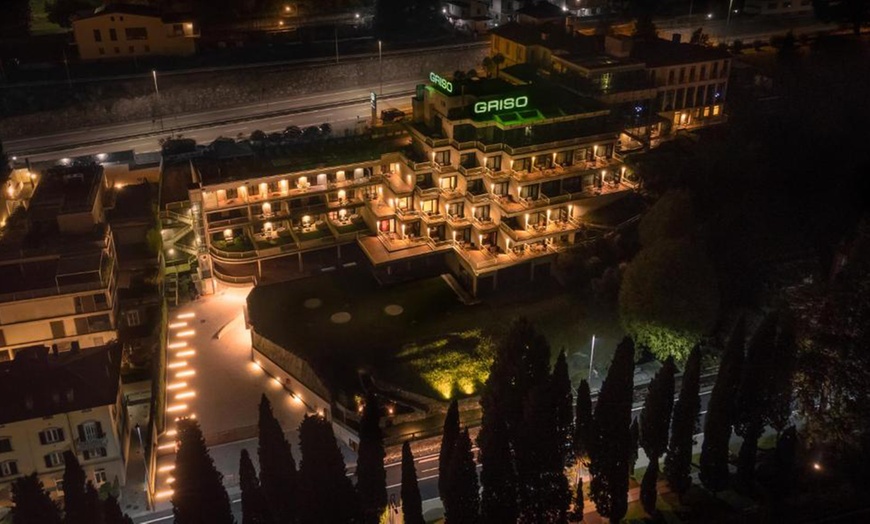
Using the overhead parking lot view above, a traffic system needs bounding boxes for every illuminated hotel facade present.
[182,71,635,295]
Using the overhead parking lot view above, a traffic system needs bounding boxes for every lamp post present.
[587,334,596,382]
[151,70,159,96]
[378,40,383,97]
[135,423,152,510]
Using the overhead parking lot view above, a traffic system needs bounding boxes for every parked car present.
[381,109,406,123]
[283,125,302,140]
[319,123,333,136]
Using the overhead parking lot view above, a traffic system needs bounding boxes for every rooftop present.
[0,344,122,425]
[629,38,731,67]
[193,135,408,186]
[29,162,103,218]
[75,3,193,24]
[516,1,567,20]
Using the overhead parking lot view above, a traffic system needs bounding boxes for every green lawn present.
[29,0,67,35]
[248,269,624,400]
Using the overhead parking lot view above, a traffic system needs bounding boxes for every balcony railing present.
[458,165,486,178]
[77,434,108,452]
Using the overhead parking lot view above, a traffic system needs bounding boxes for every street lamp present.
[135,424,152,510]
[588,334,596,381]
[151,70,159,96]
[378,40,383,97]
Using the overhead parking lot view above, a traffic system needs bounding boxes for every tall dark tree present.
[0,140,12,185]
[83,482,104,524]
[438,398,460,499]
[517,382,571,523]
[297,414,360,524]
[444,429,479,524]
[239,449,269,524]
[478,382,518,523]
[735,313,778,484]
[357,394,387,524]
[571,475,585,521]
[588,337,635,522]
[665,345,702,497]
[700,317,746,492]
[257,394,297,523]
[767,315,797,434]
[11,473,62,524]
[573,379,594,465]
[102,494,133,524]
[171,418,234,524]
[44,0,100,28]
[62,450,89,524]
[551,349,575,464]
[400,442,424,524]
[639,358,676,515]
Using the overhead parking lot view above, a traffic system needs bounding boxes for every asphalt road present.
[5,79,420,163]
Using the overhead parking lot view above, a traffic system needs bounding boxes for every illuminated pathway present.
[149,286,317,512]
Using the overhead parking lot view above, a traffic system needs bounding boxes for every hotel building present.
[167,70,636,296]
[0,343,129,505]
[0,163,119,362]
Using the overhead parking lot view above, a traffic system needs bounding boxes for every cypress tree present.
[400,442,424,524]
[103,494,133,524]
[239,449,269,524]
[357,394,387,524]
[517,381,570,523]
[639,357,676,515]
[665,345,702,497]
[438,398,460,501]
[257,394,298,523]
[62,450,89,524]
[573,379,594,465]
[735,313,778,485]
[571,475,585,521]
[478,382,518,523]
[588,337,635,522]
[444,429,479,524]
[767,314,797,434]
[171,418,234,524]
[11,473,62,524]
[700,317,745,492]
[297,414,360,524]
[83,482,104,524]
[551,349,575,465]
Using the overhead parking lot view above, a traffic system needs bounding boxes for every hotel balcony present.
[420,211,446,225]
[455,240,561,273]
[385,172,414,194]
[202,172,378,211]
[511,156,623,183]
[498,217,582,243]
[458,165,487,179]
[446,213,472,228]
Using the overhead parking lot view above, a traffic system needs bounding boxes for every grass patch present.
[29,0,68,35]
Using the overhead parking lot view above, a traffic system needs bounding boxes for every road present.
[5,79,419,162]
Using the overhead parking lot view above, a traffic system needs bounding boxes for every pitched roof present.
[0,344,122,425]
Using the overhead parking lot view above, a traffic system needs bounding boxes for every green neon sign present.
[473,95,529,115]
[429,72,453,93]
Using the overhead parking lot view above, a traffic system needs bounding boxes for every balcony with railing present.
[498,217,582,243]
[385,172,414,194]
[458,165,487,179]
[77,434,108,453]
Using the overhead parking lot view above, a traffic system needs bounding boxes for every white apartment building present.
[0,344,129,505]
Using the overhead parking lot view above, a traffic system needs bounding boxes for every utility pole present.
[151,70,164,131]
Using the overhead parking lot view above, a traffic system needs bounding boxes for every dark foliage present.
[438,399,460,501]
[700,318,745,492]
[573,379,594,465]
[357,394,387,524]
[639,358,676,514]
[103,495,134,524]
[239,449,270,524]
[665,345,702,497]
[400,442,424,524]
[297,414,360,524]
[62,450,89,524]
[11,473,61,524]
[444,428,479,524]
[171,418,234,524]
[257,394,297,523]
[589,337,635,522]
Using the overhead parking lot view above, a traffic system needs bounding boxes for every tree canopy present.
[665,346,702,497]
[172,418,235,524]
[11,473,61,524]
[619,238,719,361]
[400,442,424,524]
[297,414,360,523]
[638,189,695,248]
[357,394,387,524]
[257,394,298,523]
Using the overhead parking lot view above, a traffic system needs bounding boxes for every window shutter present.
[44,455,52,468]
[58,428,64,442]
[39,432,47,445]
[10,461,17,475]
[78,424,85,442]
[95,421,103,437]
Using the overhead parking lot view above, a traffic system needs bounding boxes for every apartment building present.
[72,4,198,60]
[0,163,119,362]
[491,23,731,136]
[0,343,129,505]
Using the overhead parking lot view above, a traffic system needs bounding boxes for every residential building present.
[0,163,119,362]
[490,22,731,137]
[72,4,198,61]
[0,343,129,505]
[443,0,494,33]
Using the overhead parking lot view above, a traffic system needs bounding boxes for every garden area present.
[246,268,623,402]
[211,232,254,252]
